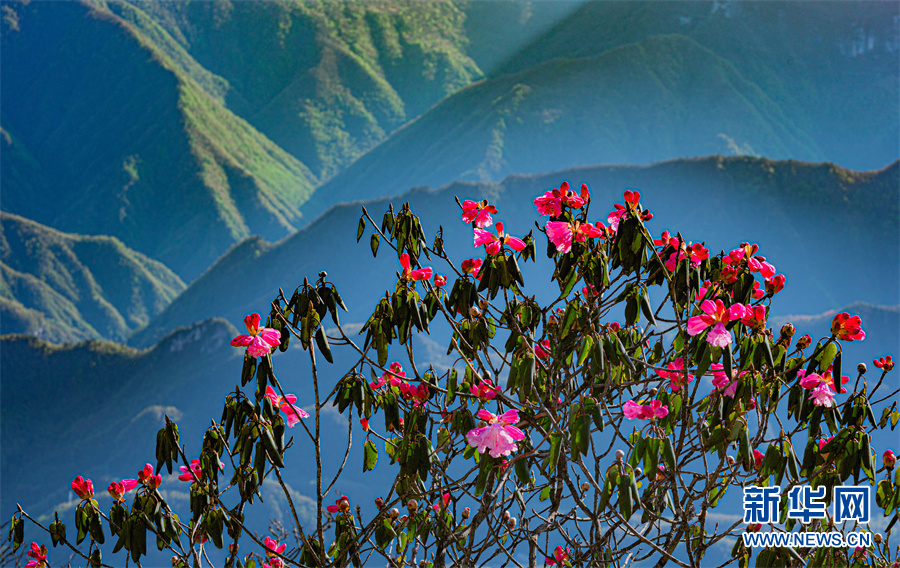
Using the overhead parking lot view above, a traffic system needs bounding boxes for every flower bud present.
[857,362,867,374]
[746,523,762,532]
[469,306,481,319]
[502,510,510,520]
[778,323,795,346]
[407,499,418,512]
[389,508,399,520]
[874,533,883,544]
[375,497,384,509]
[172,556,180,566]
[228,543,238,555]
[580,482,590,492]
[398,515,408,524]
[420,561,428,568]
[615,449,625,460]
[461,507,470,519]
[727,455,735,466]
[477,420,487,428]
[883,450,896,470]
[648,388,657,396]
[507,516,517,530]
[796,334,811,350]
[634,468,642,478]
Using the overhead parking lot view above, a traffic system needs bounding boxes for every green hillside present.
[106,0,482,181]
[1,0,316,280]
[492,0,899,171]
[134,157,899,349]
[1,212,185,343]
[302,34,821,219]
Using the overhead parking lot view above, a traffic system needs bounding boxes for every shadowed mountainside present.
[1,212,185,343]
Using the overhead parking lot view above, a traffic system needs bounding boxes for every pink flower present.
[883,450,896,469]
[710,364,739,398]
[25,543,48,568]
[817,436,834,451]
[265,536,286,557]
[664,242,709,271]
[431,492,451,512]
[399,252,432,282]
[622,399,668,421]
[264,386,309,427]
[657,357,694,391]
[534,339,551,359]
[137,463,162,490]
[71,476,94,500]
[545,545,570,566]
[874,356,895,371]
[231,313,281,358]
[751,280,765,299]
[461,199,498,228]
[465,409,526,458]
[606,190,642,233]
[753,449,765,470]
[831,312,866,341]
[741,305,767,331]
[360,418,369,431]
[326,495,351,513]
[178,459,202,482]
[534,181,588,217]
[686,299,748,347]
[724,244,775,278]
[398,381,430,406]
[545,220,605,253]
[461,258,483,280]
[474,222,526,255]
[470,378,501,401]
[653,230,679,249]
[370,362,406,389]
[108,478,139,501]
[764,274,785,295]
[434,274,447,287]
[799,366,847,394]
[808,384,836,407]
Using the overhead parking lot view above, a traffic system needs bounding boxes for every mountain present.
[1,0,316,280]
[491,0,899,172]
[133,157,899,350]
[0,212,185,344]
[105,0,483,181]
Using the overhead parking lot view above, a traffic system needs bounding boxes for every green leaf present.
[546,432,563,474]
[356,215,366,242]
[314,325,333,363]
[364,440,378,472]
[818,341,838,373]
[370,233,380,257]
[662,437,677,469]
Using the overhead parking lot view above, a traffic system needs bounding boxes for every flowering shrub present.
[7,185,899,568]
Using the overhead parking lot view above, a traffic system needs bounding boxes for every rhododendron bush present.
[8,186,900,568]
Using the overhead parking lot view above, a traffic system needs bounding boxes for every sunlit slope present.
[107,0,482,181]
[134,157,898,349]
[1,1,316,280]
[1,212,185,343]
[493,0,899,171]
[302,34,822,220]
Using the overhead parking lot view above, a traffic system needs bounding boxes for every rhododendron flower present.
[71,476,94,500]
[831,312,865,341]
[687,299,748,347]
[264,385,309,427]
[582,284,601,297]
[461,199,498,228]
[607,322,621,333]
[465,409,526,458]
[741,305,767,331]
[799,366,847,394]
[399,252,432,282]
[470,378,501,401]
[622,399,668,420]
[431,492,451,511]
[108,479,138,501]
[25,542,48,568]
[360,418,369,430]
[265,536,286,557]
[534,339,551,359]
[664,242,709,271]
[724,243,776,278]
[231,313,281,358]
[179,459,202,482]
[370,362,406,389]
[326,495,351,513]
[461,258,483,279]
[653,230,679,249]
[137,463,162,490]
[817,436,834,451]
[533,181,588,217]
[751,280,765,299]
[398,381,429,406]
[874,356,894,371]
[474,222,526,255]
[545,220,604,254]
[710,364,740,398]
[764,274,785,295]
[808,384,836,407]
[656,357,694,391]
[884,450,896,469]
[606,190,641,232]
[753,449,765,470]
[434,274,447,287]
[545,545,570,566]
